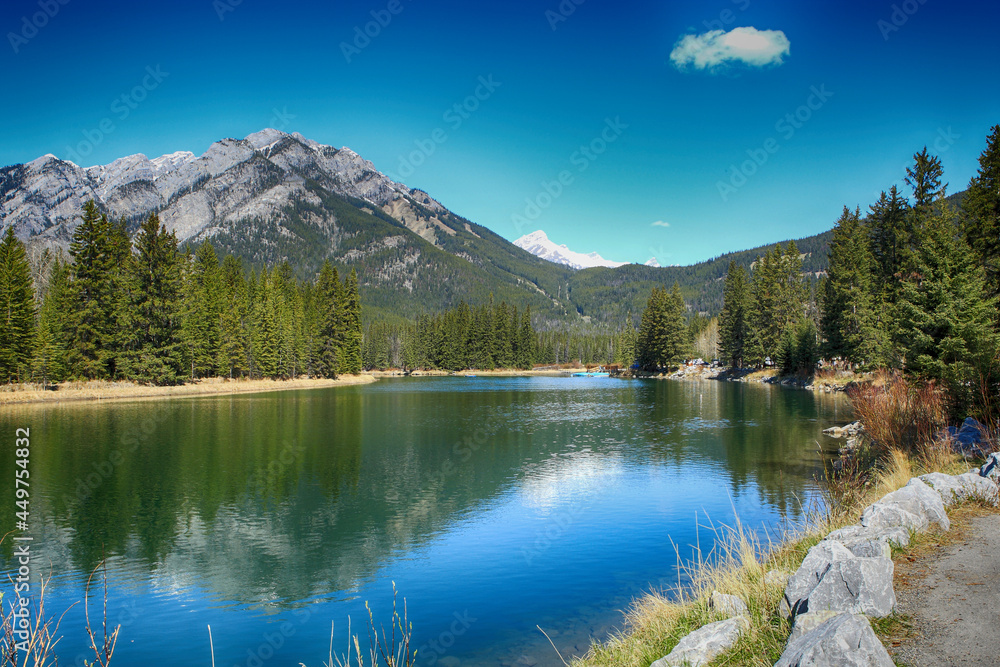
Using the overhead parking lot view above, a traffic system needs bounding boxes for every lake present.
[1,376,852,666]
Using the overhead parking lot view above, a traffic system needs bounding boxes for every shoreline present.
[0,374,378,406]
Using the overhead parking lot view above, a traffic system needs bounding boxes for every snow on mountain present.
[0,129,442,245]
[513,230,628,270]
[644,257,661,268]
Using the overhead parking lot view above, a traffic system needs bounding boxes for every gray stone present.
[649,616,747,667]
[920,471,999,506]
[775,612,894,667]
[781,541,895,619]
[874,478,950,530]
[859,501,928,534]
[787,610,841,644]
[981,452,1000,484]
[709,591,748,619]
[824,524,910,558]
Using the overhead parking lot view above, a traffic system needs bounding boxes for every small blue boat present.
[572,371,610,377]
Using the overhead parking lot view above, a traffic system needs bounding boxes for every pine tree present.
[252,268,282,378]
[637,283,688,370]
[868,186,910,291]
[313,262,341,378]
[894,203,998,411]
[963,124,1000,300]
[181,242,222,379]
[820,207,886,367]
[68,201,117,379]
[122,213,184,384]
[0,227,36,382]
[339,268,363,374]
[718,261,749,368]
[518,306,535,369]
[906,147,946,210]
[32,258,71,384]
[218,254,249,378]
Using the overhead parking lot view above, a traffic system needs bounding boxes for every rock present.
[787,610,841,644]
[781,541,895,619]
[775,612,894,667]
[823,525,898,559]
[649,616,748,667]
[920,471,999,506]
[822,422,861,438]
[765,569,792,589]
[709,591,748,619]
[873,478,950,530]
[981,452,1000,484]
[859,502,927,534]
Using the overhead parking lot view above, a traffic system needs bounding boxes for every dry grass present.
[0,375,377,406]
[573,440,965,667]
[847,372,948,456]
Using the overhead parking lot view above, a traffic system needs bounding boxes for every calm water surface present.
[1,377,852,666]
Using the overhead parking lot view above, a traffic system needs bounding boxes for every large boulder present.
[781,541,895,619]
[872,478,949,530]
[920,471,999,506]
[858,502,927,534]
[649,616,747,667]
[823,524,909,559]
[775,612,894,667]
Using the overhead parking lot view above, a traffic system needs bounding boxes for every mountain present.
[513,230,628,270]
[0,129,836,324]
[644,257,661,268]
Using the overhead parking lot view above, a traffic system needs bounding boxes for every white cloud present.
[670,26,790,71]
[650,220,670,227]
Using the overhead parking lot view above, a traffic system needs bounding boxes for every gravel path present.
[892,512,1000,666]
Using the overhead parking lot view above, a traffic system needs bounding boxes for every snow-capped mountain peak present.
[513,230,628,270]
[644,257,661,268]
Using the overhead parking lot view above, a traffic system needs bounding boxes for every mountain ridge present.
[0,128,835,324]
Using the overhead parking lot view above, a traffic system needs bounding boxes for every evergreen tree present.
[68,201,117,379]
[218,254,249,378]
[718,261,749,367]
[821,207,886,367]
[181,242,222,379]
[0,227,36,382]
[614,313,638,368]
[32,257,71,384]
[905,147,946,210]
[867,186,911,290]
[121,213,184,384]
[963,124,1000,300]
[518,306,535,369]
[894,203,998,411]
[637,283,688,370]
[340,269,363,374]
[252,268,282,378]
[313,261,342,378]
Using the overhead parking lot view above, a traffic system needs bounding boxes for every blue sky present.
[3,0,998,265]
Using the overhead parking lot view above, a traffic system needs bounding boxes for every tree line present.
[361,298,537,371]
[0,201,363,385]
[715,125,1000,414]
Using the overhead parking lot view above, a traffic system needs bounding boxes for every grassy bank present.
[573,374,993,667]
[0,374,378,406]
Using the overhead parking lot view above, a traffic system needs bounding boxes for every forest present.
[0,201,363,385]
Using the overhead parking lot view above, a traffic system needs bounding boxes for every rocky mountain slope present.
[0,129,834,323]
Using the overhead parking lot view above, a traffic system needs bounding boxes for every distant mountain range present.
[0,129,835,324]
